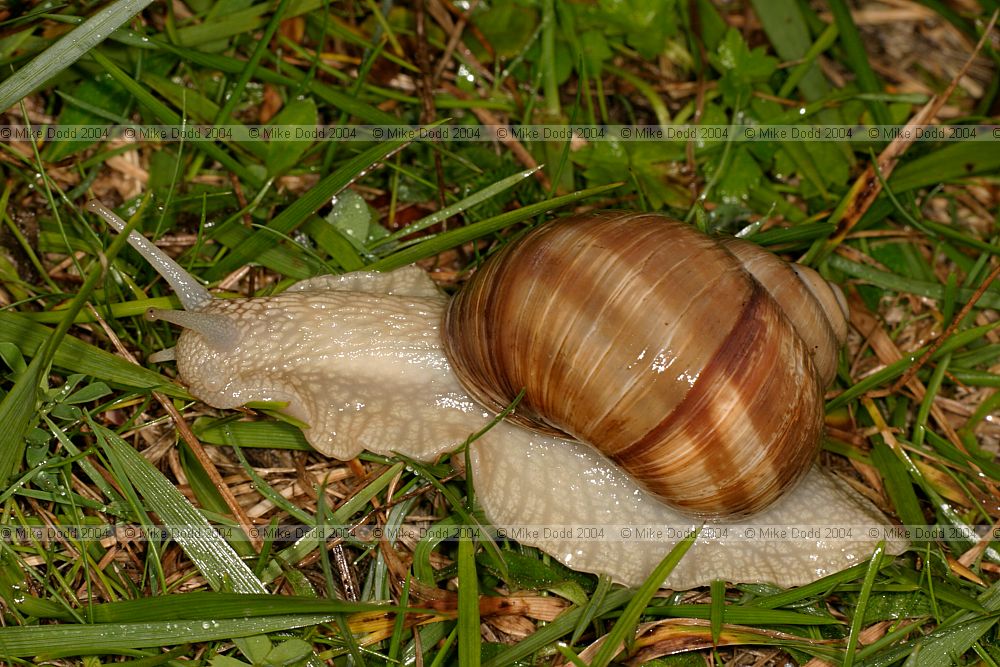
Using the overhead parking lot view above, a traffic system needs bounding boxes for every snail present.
[88,201,906,589]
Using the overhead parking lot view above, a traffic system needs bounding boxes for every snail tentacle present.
[87,200,213,311]
[147,347,176,363]
[146,308,242,353]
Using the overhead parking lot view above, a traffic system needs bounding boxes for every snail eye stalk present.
[87,200,213,311]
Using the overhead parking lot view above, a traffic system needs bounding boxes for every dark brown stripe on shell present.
[613,282,821,516]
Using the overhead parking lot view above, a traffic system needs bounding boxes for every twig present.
[814,10,998,261]
[442,82,552,190]
[889,261,1000,395]
[432,0,480,84]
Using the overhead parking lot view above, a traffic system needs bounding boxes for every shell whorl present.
[720,238,848,386]
[443,211,843,519]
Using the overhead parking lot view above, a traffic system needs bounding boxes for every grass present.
[0,0,998,664]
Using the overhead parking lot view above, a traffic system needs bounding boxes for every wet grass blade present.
[482,589,636,667]
[256,463,404,585]
[843,543,885,667]
[0,614,341,658]
[173,0,321,46]
[0,312,184,397]
[828,255,1000,309]
[368,182,622,271]
[0,204,144,483]
[88,49,261,186]
[370,167,542,250]
[95,422,267,594]
[0,0,155,111]
[457,536,481,667]
[644,604,839,625]
[205,134,421,280]
[590,528,701,667]
[710,579,725,643]
[749,0,840,117]
[888,141,1000,192]
[571,575,613,644]
[89,591,393,622]
[194,418,312,450]
[153,41,401,125]
[826,0,891,124]
[856,578,1000,665]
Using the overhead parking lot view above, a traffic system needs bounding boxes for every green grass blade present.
[0,355,47,486]
[0,312,185,396]
[194,418,311,450]
[153,40,402,125]
[571,575,613,644]
[749,0,839,115]
[859,580,1000,666]
[200,223,322,279]
[748,562,872,608]
[367,182,622,271]
[89,591,393,622]
[228,443,312,524]
[88,49,262,186]
[870,442,925,528]
[205,135,419,280]
[888,142,1000,193]
[482,589,636,667]
[710,579,725,643]
[139,73,222,125]
[173,0,321,47]
[94,422,267,594]
[826,323,1000,411]
[213,0,293,127]
[457,536,481,667]
[778,23,838,98]
[826,0,891,124]
[0,203,144,483]
[370,167,542,249]
[256,463,404,584]
[844,543,885,667]
[590,528,701,667]
[889,567,988,615]
[645,604,840,625]
[828,255,1000,309]
[0,0,155,111]
[0,614,341,658]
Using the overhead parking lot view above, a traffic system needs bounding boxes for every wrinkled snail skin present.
[445,212,841,518]
[162,268,499,463]
[89,201,905,589]
[471,433,904,589]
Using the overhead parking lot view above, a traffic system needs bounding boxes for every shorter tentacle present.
[148,347,176,363]
[146,308,241,353]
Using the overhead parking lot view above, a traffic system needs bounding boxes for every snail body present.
[88,201,903,588]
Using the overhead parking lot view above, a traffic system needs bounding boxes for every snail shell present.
[444,212,848,518]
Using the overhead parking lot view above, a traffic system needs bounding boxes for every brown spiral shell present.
[443,211,848,519]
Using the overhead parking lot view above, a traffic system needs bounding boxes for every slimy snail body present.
[88,201,904,589]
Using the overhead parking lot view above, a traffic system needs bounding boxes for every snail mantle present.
[89,201,906,589]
